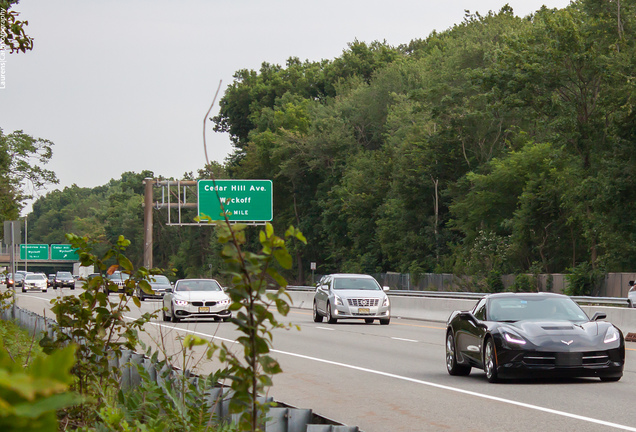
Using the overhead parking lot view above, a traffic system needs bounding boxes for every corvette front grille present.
[523,351,610,367]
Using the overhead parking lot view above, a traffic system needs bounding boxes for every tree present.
[0,1,34,53]
[0,128,58,221]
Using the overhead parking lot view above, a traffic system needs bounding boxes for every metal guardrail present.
[285,286,631,307]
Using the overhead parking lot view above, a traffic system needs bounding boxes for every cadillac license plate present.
[358,308,370,314]
[198,307,210,313]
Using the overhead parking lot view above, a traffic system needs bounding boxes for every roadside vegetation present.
[9,1,636,296]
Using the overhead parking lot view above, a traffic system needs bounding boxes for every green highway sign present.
[51,244,79,260]
[20,244,49,260]
[198,180,273,222]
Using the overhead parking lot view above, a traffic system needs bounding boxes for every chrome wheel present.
[313,302,323,323]
[327,302,337,324]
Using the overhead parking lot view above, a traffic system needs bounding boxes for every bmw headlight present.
[604,326,620,344]
[174,299,189,306]
[334,295,344,306]
[503,330,526,345]
[218,299,230,306]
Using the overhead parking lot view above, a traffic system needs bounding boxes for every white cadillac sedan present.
[162,278,231,323]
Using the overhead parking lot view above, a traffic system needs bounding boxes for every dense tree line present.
[15,1,636,289]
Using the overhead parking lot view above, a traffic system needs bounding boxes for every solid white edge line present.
[391,337,418,343]
[315,326,335,331]
[146,321,636,432]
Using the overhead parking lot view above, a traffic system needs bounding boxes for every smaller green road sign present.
[198,180,273,222]
[20,244,49,260]
[51,244,79,260]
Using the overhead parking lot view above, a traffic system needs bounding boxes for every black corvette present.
[446,292,624,383]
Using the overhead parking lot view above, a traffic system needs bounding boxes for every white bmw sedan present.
[162,278,231,323]
[22,273,48,292]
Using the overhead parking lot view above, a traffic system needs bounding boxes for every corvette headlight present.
[503,331,526,345]
[174,299,189,306]
[334,295,343,306]
[604,326,620,344]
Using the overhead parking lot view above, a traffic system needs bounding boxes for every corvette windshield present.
[488,296,589,323]
[333,278,380,290]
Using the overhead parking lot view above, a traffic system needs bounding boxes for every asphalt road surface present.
[8,286,636,432]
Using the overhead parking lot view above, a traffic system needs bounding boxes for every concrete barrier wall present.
[287,291,636,334]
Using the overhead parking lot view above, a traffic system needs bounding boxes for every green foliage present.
[564,261,605,296]
[19,1,636,281]
[486,270,505,293]
[78,356,235,432]
[508,273,536,293]
[0,1,34,53]
[39,233,159,427]
[215,222,305,432]
[0,128,58,220]
[0,342,82,432]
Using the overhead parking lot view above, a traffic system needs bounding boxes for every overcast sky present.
[1,0,571,213]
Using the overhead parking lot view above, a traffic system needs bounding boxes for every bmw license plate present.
[198,307,210,313]
[358,308,370,315]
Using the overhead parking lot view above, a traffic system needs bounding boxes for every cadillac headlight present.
[334,295,344,306]
[383,296,390,307]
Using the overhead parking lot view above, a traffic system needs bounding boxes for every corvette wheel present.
[600,375,621,382]
[446,332,470,376]
[484,339,499,383]
[313,302,323,323]
[326,302,337,324]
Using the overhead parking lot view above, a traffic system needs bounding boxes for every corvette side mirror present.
[591,312,607,321]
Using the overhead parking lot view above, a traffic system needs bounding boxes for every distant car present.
[47,274,55,288]
[12,273,25,289]
[628,281,636,308]
[445,292,624,383]
[137,275,173,301]
[22,273,48,293]
[106,271,130,293]
[313,273,391,325]
[54,271,75,289]
[162,278,231,323]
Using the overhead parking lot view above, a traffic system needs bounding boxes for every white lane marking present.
[146,321,636,432]
[316,326,335,331]
[391,337,418,343]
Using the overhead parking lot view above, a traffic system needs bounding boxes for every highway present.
[7,286,636,432]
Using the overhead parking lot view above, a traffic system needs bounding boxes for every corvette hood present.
[174,291,228,302]
[504,320,615,350]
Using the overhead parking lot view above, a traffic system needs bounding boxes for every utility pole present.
[143,178,154,269]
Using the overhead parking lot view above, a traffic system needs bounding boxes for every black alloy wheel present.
[484,338,499,383]
[446,332,471,376]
